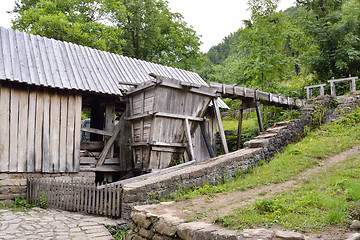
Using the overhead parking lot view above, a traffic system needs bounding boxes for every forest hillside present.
[197,0,360,98]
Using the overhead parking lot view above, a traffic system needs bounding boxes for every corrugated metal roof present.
[0,27,228,108]
[0,27,206,96]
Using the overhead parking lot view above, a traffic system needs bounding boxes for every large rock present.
[347,233,360,240]
[350,220,360,230]
[131,212,152,229]
[241,229,274,239]
[275,230,305,240]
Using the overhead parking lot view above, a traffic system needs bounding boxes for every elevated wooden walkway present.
[209,82,306,109]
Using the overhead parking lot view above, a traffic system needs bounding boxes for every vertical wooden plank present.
[18,87,29,172]
[116,185,120,217]
[76,181,81,212]
[104,184,108,216]
[73,94,82,172]
[105,100,115,159]
[96,182,100,215]
[42,89,51,172]
[50,91,60,173]
[84,182,89,213]
[255,101,264,132]
[92,184,96,214]
[34,89,44,172]
[59,94,68,172]
[184,118,195,161]
[99,184,104,215]
[0,86,10,172]
[27,89,37,172]
[108,184,112,216]
[66,95,75,172]
[213,99,229,154]
[9,88,19,172]
[112,185,116,217]
[237,108,244,150]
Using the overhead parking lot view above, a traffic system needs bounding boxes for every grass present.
[171,107,360,231]
[222,115,258,131]
[215,155,360,232]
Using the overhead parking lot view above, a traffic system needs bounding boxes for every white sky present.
[0,0,296,52]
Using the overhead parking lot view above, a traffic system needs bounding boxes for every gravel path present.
[0,207,116,240]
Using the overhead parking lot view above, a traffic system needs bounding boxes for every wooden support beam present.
[213,98,229,154]
[96,122,122,166]
[81,127,113,137]
[200,120,215,158]
[184,118,196,161]
[255,101,264,132]
[105,101,115,159]
[237,108,244,150]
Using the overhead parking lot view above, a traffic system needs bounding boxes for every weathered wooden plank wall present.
[0,82,82,173]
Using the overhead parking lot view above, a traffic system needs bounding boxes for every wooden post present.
[306,88,311,99]
[213,98,229,154]
[330,82,336,97]
[255,101,264,132]
[351,79,356,92]
[199,120,215,158]
[237,108,244,150]
[184,118,195,161]
[105,100,115,159]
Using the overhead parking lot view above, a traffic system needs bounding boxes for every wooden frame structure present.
[304,84,327,99]
[125,74,228,171]
[328,76,358,98]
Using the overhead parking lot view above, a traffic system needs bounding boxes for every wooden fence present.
[27,178,121,218]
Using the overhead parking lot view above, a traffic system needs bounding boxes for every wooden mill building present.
[0,27,227,182]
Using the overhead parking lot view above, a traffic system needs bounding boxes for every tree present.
[12,0,204,70]
[238,0,291,89]
[296,0,360,80]
[12,0,125,54]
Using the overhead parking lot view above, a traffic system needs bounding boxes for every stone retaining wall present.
[0,172,95,200]
[126,204,308,240]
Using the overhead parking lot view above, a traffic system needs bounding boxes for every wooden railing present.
[27,178,122,218]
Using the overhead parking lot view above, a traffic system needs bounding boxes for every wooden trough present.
[125,74,218,171]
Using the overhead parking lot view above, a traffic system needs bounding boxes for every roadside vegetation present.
[172,107,360,231]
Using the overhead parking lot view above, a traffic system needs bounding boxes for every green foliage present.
[9,196,34,211]
[12,0,204,70]
[12,0,125,54]
[113,228,128,240]
[39,192,48,209]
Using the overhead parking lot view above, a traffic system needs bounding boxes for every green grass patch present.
[214,155,360,231]
[173,107,360,201]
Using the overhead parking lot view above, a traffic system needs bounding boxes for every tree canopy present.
[197,0,360,97]
[12,0,204,70]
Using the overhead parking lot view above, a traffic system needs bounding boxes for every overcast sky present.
[0,0,296,52]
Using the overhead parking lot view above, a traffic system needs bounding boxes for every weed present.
[113,227,128,240]
[9,196,34,211]
[39,192,48,209]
